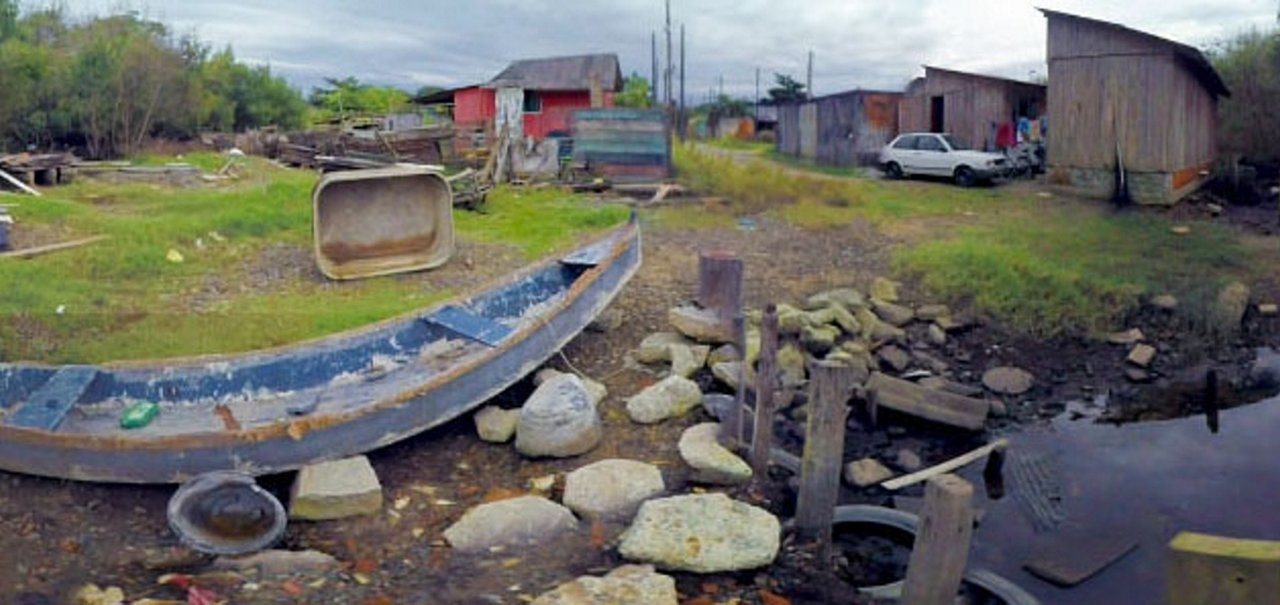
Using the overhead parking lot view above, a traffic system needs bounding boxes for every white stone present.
[443,496,578,552]
[474,405,519,443]
[668,304,733,343]
[843,458,894,487]
[626,375,703,424]
[531,564,678,605]
[894,449,923,472]
[982,366,1035,396]
[289,456,382,520]
[619,493,781,573]
[516,374,602,458]
[563,459,665,520]
[678,423,752,485]
[636,332,692,364]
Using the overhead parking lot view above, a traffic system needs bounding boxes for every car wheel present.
[885,162,904,180]
[954,166,976,187]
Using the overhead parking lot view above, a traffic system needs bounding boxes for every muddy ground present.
[2,184,1279,605]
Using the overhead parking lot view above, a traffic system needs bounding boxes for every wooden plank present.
[1024,532,1138,587]
[6,366,98,430]
[720,315,748,448]
[901,475,975,605]
[1167,532,1280,605]
[0,235,109,260]
[795,361,856,562]
[750,305,780,477]
[866,372,988,431]
[881,439,1009,491]
[0,168,41,196]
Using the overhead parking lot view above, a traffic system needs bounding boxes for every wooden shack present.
[571,109,670,182]
[776,90,902,166]
[1041,10,1230,204]
[898,66,1046,152]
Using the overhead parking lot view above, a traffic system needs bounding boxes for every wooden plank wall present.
[571,109,670,182]
[776,103,801,156]
[924,69,1045,151]
[776,92,902,166]
[1046,14,1218,174]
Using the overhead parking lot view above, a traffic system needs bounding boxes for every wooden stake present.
[720,315,748,448]
[795,361,855,562]
[0,168,41,196]
[0,235,108,260]
[696,249,742,329]
[901,475,975,605]
[750,304,780,477]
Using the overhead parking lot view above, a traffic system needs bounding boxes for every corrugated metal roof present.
[922,66,1047,90]
[1039,9,1231,98]
[484,53,623,92]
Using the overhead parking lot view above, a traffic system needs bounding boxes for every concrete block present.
[289,456,383,520]
[1167,531,1280,605]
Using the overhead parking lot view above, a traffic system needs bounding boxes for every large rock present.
[443,496,578,552]
[212,549,338,576]
[871,277,901,303]
[536,369,608,405]
[532,564,677,605]
[678,423,752,485]
[1250,347,1280,389]
[474,406,520,443]
[619,494,781,573]
[871,299,915,327]
[806,288,866,311]
[563,459,665,520]
[826,302,862,334]
[777,304,812,335]
[626,375,703,424]
[877,345,912,373]
[1215,281,1251,331]
[669,343,711,378]
[669,304,733,343]
[707,343,740,366]
[856,307,905,341]
[635,332,692,364]
[801,324,840,354]
[711,361,745,391]
[289,456,382,520]
[982,366,1035,396]
[516,374,602,458]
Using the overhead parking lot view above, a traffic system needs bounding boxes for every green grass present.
[1,162,625,363]
[703,137,773,154]
[895,209,1247,336]
[765,149,868,179]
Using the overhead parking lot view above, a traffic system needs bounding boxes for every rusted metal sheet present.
[0,218,642,483]
[312,166,455,281]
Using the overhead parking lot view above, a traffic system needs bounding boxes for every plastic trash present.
[120,401,159,429]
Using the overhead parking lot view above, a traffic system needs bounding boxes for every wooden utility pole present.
[901,475,975,605]
[651,32,658,106]
[680,23,686,126]
[754,67,760,121]
[696,250,743,328]
[806,50,814,99]
[664,0,672,108]
[750,305,780,476]
[795,361,856,563]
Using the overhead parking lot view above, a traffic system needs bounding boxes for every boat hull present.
[0,220,640,483]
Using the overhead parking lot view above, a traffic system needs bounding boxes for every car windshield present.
[941,135,971,150]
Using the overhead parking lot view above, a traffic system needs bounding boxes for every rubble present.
[563,459,665,520]
[844,458,895,487]
[668,303,734,343]
[531,565,678,605]
[636,332,692,364]
[619,494,781,573]
[443,496,578,552]
[626,375,703,424]
[871,299,915,327]
[1126,344,1157,368]
[474,406,519,443]
[871,277,901,303]
[678,423,753,485]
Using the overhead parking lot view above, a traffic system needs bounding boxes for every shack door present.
[495,87,525,140]
[930,96,945,133]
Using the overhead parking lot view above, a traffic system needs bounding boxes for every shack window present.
[523,92,542,113]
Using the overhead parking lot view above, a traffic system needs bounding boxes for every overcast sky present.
[67,0,1279,100]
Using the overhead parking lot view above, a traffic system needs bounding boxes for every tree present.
[0,0,17,42]
[1212,27,1280,163]
[614,72,653,108]
[767,73,806,103]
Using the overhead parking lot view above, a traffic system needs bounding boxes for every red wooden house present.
[445,53,622,142]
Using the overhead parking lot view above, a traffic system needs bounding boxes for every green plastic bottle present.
[120,401,159,429]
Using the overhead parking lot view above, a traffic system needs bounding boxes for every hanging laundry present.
[996,122,1016,149]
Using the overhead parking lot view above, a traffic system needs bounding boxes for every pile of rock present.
[470,368,610,459]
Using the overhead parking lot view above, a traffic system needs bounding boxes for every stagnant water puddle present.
[958,392,1280,604]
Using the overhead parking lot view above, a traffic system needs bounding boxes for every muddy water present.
[964,395,1280,605]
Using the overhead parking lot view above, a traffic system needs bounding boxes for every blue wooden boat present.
[0,217,640,483]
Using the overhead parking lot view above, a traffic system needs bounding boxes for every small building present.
[1041,10,1230,204]
[898,66,1047,153]
[451,53,623,143]
[776,90,902,166]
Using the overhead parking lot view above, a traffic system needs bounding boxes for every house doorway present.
[930,96,945,133]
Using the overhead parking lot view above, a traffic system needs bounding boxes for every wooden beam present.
[881,439,1010,491]
[901,474,975,605]
[0,235,108,260]
[720,315,748,448]
[0,168,41,197]
[696,249,742,328]
[795,361,856,563]
[750,304,780,477]
[866,372,988,431]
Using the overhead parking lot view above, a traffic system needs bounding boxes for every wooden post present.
[750,304,780,476]
[901,475,975,605]
[720,315,747,448]
[696,249,742,327]
[795,361,855,562]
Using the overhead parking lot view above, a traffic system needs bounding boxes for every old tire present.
[954,166,976,187]
[885,162,904,180]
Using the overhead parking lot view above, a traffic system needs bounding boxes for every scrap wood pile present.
[0,152,77,194]
[276,126,453,170]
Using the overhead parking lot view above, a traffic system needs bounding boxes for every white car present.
[878,133,1009,186]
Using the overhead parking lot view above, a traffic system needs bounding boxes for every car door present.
[914,134,950,176]
[890,135,920,173]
